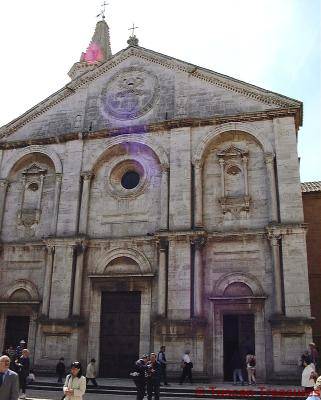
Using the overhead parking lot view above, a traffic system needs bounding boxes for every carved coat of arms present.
[101,68,159,120]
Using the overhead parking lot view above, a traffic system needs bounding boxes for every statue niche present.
[17,163,47,227]
[217,145,250,218]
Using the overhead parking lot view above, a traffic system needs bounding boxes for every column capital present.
[160,163,169,173]
[75,240,87,255]
[218,158,225,166]
[43,240,55,254]
[264,152,275,165]
[157,238,168,251]
[191,236,207,249]
[55,172,63,182]
[0,179,9,189]
[266,230,282,246]
[81,171,94,181]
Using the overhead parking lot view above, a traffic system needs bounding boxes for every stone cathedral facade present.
[0,18,313,381]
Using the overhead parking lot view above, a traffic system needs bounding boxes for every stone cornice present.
[0,46,302,139]
[0,107,299,150]
[0,223,308,248]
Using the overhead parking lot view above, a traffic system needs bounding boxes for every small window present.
[121,171,140,189]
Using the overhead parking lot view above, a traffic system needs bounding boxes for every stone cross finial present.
[129,23,139,37]
[96,1,109,19]
[127,23,139,46]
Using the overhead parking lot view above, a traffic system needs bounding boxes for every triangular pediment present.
[0,45,302,143]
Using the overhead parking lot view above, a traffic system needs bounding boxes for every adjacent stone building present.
[302,182,321,353]
[0,17,313,381]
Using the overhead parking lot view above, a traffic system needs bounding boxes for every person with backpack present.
[63,361,86,400]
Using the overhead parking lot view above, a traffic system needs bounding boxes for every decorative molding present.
[5,279,40,301]
[213,272,265,297]
[95,247,152,275]
[192,122,273,166]
[0,108,298,151]
[100,67,160,120]
[0,46,301,139]
[87,133,169,172]
[1,145,63,178]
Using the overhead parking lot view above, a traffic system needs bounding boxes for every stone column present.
[51,173,62,235]
[157,239,168,317]
[218,159,225,197]
[160,165,169,231]
[41,244,55,316]
[72,242,86,317]
[0,179,9,233]
[193,237,206,317]
[194,162,203,228]
[79,172,94,235]
[265,153,278,222]
[267,232,283,314]
[242,156,249,196]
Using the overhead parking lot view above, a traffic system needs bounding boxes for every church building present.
[0,16,313,381]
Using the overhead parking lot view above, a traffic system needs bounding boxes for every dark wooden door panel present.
[100,291,141,378]
[4,316,30,351]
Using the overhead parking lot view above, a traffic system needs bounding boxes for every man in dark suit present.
[0,355,19,400]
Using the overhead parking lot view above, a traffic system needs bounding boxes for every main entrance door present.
[223,314,255,381]
[4,316,30,351]
[100,291,141,377]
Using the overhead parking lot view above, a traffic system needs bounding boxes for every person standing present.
[157,346,170,386]
[179,350,193,385]
[63,361,86,400]
[86,359,98,387]
[146,353,161,400]
[246,353,256,385]
[56,357,66,383]
[0,355,19,400]
[231,349,244,385]
[14,341,25,362]
[309,343,319,372]
[301,356,317,391]
[132,354,148,400]
[15,349,30,399]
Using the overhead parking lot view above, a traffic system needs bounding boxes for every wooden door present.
[99,291,141,377]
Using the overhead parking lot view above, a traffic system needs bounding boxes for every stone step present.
[28,382,308,399]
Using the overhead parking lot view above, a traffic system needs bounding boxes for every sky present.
[0,0,320,181]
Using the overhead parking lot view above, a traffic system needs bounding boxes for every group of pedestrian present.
[131,352,162,400]
[231,348,256,385]
[56,357,99,387]
[1,340,31,399]
[131,347,195,400]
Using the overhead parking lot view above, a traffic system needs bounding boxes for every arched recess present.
[2,145,63,178]
[213,272,265,297]
[192,122,273,166]
[95,247,153,275]
[86,134,169,172]
[5,279,40,301]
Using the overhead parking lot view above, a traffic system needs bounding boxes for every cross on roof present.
[128,23,139,37]
[96,2,109,19]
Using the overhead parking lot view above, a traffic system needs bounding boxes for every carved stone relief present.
[100,67,160,120]
[17,163,47,230]
[217,145,250,219]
